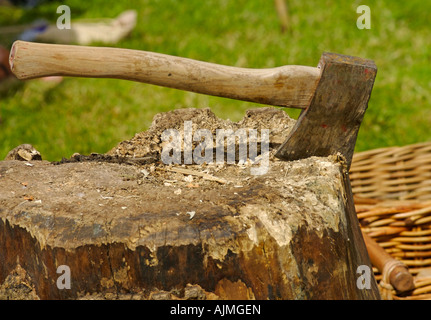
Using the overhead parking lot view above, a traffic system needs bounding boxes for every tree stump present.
[0,107,380,300]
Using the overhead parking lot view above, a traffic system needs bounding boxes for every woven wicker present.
[350,141,431,300]
[350,141,431,201]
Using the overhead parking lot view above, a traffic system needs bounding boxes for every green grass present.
[1,0,430,161]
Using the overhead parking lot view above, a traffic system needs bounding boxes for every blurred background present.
[0,0,430,161]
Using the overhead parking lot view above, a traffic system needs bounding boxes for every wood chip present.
[161,167,228,184]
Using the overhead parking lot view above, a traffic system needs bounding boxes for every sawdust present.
[107,107,294,159]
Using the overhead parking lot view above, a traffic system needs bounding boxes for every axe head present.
[275,52,377,170]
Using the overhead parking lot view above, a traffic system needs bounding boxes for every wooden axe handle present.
[9,40,320,108]
[362,231,414,293]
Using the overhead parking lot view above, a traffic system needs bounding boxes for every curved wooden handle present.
[362,231,414,292]
[9,40,320,108]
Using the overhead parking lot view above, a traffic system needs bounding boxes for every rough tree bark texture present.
[0,108,380,300]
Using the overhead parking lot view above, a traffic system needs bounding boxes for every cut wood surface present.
[0,108,380,300]
[10,40,320,108]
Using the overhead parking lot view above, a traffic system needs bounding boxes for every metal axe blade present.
[275,52,377,169]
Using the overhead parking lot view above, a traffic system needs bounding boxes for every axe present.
[9,40,377,168]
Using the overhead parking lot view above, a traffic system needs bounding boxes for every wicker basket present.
[350,141,431,300]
